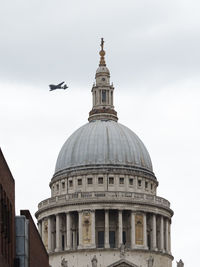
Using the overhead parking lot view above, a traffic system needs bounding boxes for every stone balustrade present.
[38,191,170,210]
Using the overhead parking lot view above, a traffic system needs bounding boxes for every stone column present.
[38,220,42,238]
[165,218,169,253]
[66,212,72,250]
[169,221,171,254]
[73,230,77,249]
[48,216,52,252]
[118,210,123,247]
[130,211,135,249]
[91,210,96,248]
[152,214,157,250]
[143,213,147,248]
[41,219,45,242]
[104,209,110,248]
[160,216,164,251]
[55,214,61,252]
[78,211,83,249]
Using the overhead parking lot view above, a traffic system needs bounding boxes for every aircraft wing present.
[57,81,65,86]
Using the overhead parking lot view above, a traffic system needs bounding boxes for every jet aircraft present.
[49,81,68,91]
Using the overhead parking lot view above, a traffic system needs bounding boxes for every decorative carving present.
[120,243,126,258]
[99,38,106,66]
[135,215,143,245]
[61,258,68,267]
[100,38,104,51]
[82,211,92,244]
[91,255,97,267]
[147,256,154,267]
[43,219,48,249]
[177,259,184,267]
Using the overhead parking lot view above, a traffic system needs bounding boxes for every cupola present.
[88,38,118,122]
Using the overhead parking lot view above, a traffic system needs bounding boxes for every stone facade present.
[36,39,174,267]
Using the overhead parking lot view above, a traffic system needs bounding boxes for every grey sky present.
[1,1,200,266]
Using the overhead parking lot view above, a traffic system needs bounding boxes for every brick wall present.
[0,148,15,267]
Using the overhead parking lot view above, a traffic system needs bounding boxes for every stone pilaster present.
[152,214,157,250]
[91,210,96,248]
[118,210,123,247]
[38,220,42,238]
[169,221,171,254]
[104,209,110,248]
[55,214,61,252]
[78,211,83,249]
[66,212,72,250]
[143,213,148,249]
[160,216,164,251]
[41,219,45,243]
[48,216,52,252]
[130,211,135,249]
[165,218,169,253]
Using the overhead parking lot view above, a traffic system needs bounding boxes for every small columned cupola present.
[88,38,118,122]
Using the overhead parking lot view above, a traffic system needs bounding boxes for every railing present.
[38,191,170,210]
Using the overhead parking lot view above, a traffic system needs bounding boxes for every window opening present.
[98,231,104,248]
[87,178,93,184]
[62,235,65,251]
[145,181,148,189]
[123,231,126,244]
[98,177,103,184]
[109,177,114,184]
[102,90,106,103]
[78,179,82,186]
[109,231,115,248]
[119,177,124,184]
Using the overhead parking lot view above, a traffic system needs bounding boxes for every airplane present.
[49,81,68,91]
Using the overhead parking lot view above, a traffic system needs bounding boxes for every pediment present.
[107,259,139,267]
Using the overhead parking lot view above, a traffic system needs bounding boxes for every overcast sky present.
[1,1,200,266]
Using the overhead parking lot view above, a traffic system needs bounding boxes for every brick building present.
[20,210,49,267]
[0,148,49,267]
[0,148,15,267]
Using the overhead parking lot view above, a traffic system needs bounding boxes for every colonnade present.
[38,209,171,254]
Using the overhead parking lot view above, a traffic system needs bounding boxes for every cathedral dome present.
[55,120,153,174]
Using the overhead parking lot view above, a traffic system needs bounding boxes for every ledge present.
[36,191,172,216]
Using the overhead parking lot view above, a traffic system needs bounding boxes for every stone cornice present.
[35,191,173,218]
[51,164,156,186]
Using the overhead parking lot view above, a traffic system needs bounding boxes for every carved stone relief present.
[61,257,68,267]
[147,256,154,267]
[43,219,48,249]
[135,215,143,245]
[82,211,92,244]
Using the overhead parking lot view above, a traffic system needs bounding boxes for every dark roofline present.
[0,147,15,183]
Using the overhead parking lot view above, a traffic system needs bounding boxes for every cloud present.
[1,0,200,91]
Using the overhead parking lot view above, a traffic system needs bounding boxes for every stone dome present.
[96,66,110,75]
[55,120,153,174]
